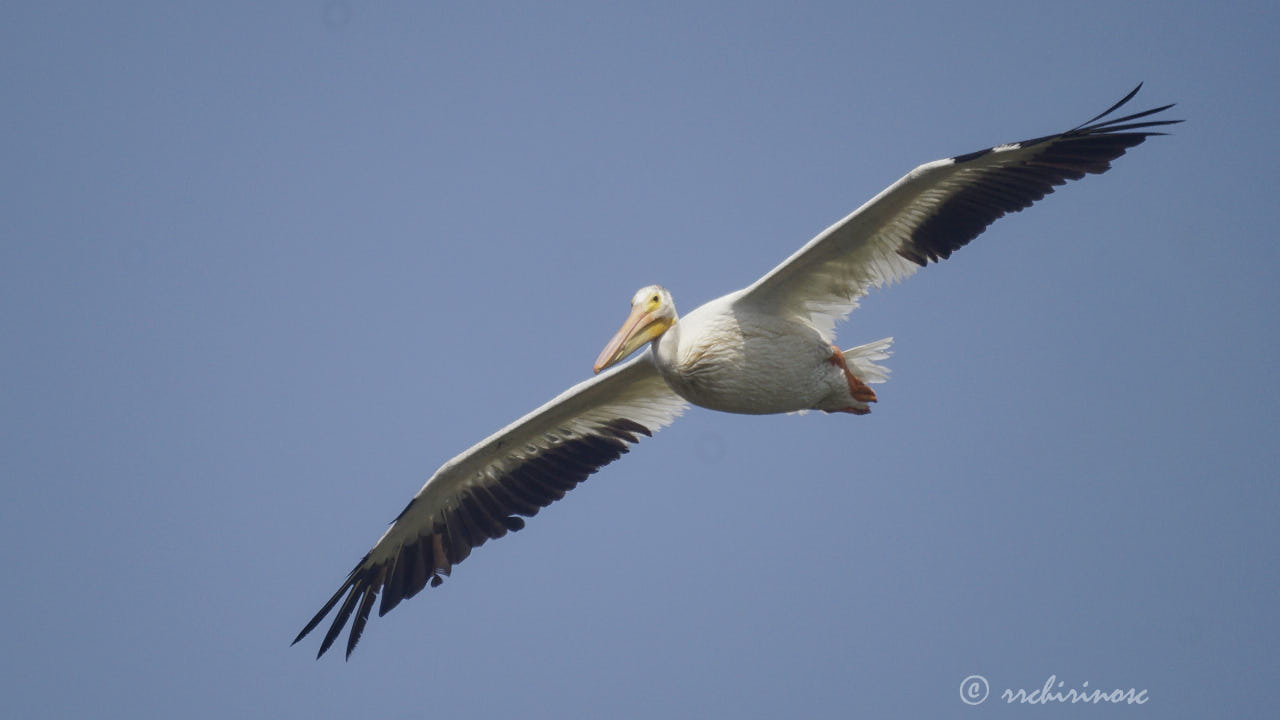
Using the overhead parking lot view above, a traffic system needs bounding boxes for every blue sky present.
[2,1,1277,718]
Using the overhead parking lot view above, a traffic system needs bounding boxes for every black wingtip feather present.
[293,578,350,647]
[346,581,381,660]
[1075,82,1144,128]
[379,557,405,618]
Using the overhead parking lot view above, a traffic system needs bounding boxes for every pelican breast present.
[654,295,836,415]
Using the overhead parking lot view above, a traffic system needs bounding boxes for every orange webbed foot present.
[827,345,878,405]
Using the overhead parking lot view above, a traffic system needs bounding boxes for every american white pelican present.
[295,86,1177,658]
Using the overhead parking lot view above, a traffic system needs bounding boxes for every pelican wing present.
[738,85,1179,338]
[294,352,687,659]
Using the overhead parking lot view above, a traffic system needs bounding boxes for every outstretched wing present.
[737,84,1180,339]
[293,352,687,659]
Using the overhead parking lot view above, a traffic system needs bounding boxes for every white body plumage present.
[652,290,879,414]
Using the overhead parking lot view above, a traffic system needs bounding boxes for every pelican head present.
[593,285,678,373]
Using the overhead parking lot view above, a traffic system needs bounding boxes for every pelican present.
[295,86,1177,658]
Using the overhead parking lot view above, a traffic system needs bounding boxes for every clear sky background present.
[3,2,1277,718]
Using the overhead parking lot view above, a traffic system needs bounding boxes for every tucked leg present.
[826,345,877,414]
